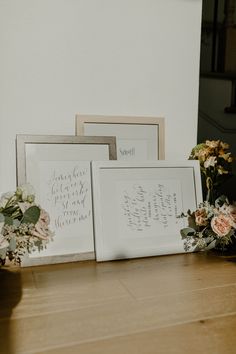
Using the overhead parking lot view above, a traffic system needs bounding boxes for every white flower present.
[204,156,217,169]
[196,237,207,249]
[219,203,236,228]
[16,183,35,201]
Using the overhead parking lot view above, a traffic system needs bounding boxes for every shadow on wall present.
[197,66,236,201]
[0,268,22,354]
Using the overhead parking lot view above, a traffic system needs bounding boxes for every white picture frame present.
[91,160,202,262]
[16,135,117,266]
[76,114,165,160]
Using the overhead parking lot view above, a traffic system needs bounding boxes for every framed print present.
[76,115,165,160]
[91,160,202,261]
[16,135,117,266]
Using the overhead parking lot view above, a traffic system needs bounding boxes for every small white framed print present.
[91,160,202,261]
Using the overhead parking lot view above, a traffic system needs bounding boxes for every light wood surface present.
[1,252,236,354]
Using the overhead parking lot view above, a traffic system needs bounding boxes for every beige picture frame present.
[15,134,117,266]
[75,115,165,160]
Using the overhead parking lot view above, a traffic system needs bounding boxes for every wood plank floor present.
[0,252,236,354]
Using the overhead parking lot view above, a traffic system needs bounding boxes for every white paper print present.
[84,123,158,160]
[31,161,93,256]
[117,139,148,160]
[118,180,184,237]
[48,165,91,230]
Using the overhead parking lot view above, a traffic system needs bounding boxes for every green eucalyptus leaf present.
[2,205,18,215]
[13,219,20,227]
[0,213,4,223]
[205,239,217,250]
[21,206,40,225]
[4,216,13,225]
[8,237,16,252]
[180,227,196,239]
[0,247,7,259]
[215,195,228,207]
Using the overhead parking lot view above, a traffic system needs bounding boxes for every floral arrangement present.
[180,139,236,253]
[180,196,236,252]
[189,140,234,203]
[0,184,53,266]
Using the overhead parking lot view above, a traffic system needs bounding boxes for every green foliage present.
[0,248,7,260]
[21,206,40,225]
[8,237,16,252]
[13,219,20,227]
[4,216,13,225]
[0,213,4,223]
[180,227,196,239]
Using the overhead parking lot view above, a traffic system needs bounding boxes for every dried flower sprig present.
[189,140,234,203]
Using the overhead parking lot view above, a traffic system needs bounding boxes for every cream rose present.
[211,214,232,237]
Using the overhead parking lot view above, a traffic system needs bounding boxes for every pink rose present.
[195,208,208,226]
[32,209,52,240]
[211,214,232,237]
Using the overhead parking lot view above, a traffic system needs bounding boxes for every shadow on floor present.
[0,268,22,354]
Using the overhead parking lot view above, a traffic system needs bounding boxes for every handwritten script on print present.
[32,161,93,257]
[117,180,184,239]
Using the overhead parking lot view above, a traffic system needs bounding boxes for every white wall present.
[0,0,202,194]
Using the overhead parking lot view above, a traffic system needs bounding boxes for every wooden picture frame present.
[16,134,117,266]
[91,160,202,262]
[76,114,165,160]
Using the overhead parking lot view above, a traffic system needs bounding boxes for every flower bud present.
[27,195,35,203]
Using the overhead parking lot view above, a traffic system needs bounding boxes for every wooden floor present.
[1,252,236,354]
